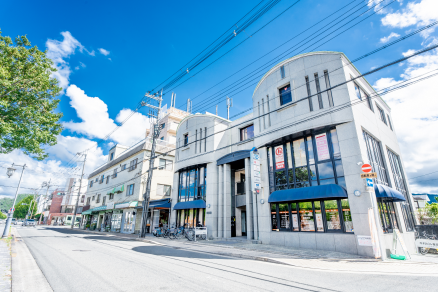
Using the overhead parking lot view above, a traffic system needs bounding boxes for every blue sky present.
[1,0,437,197]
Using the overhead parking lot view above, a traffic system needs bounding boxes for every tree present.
[417,203,438,225]
[0,31,63,160]
[0,211,6,219]
[13,195,36,219]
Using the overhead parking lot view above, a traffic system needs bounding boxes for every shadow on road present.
[131,245,225,259]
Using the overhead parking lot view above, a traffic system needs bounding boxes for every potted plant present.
[85,224,90,230]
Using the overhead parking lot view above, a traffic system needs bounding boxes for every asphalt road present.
[16,227,435,292]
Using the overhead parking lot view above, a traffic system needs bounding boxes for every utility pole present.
[39,179,51,225]
[187,98,192,114]
[2,164,26,238]
[226,96,232,120]
[26,190,37,219]
[71,153,86,229]
[140,91,163,238]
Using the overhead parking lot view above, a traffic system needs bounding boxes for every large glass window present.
[279,85,292,106]
[268,128,345,192]
[363,131,389,186]
[325,200,341,231]
[240,124,254,141]
[387,150,415,232]
[271,198,353,234]
[178,166,207,202]
[377,199,399,233]
[376,105,387,125]
[299,202,315,232]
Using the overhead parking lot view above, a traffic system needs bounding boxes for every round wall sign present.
[354,190,361,197]
[207,204,211,208]
[260,199,265,204]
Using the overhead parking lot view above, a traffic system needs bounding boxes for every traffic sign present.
[361,172,377,179]
[361,164,372,173]
[366,178,373,187]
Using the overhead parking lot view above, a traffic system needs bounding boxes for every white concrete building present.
[170,51,417,259]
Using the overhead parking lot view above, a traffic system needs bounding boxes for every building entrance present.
[241,211,247,236]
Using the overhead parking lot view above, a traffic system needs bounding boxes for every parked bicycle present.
[417,230,438,255]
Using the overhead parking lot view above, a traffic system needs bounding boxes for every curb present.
[65,228,438,276]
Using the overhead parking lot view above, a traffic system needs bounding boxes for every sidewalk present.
[0,235,11,292]
[73,227,438,276]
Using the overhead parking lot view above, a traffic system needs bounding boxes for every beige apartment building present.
[82,106,189,234]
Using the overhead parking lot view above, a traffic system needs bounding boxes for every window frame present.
[268,128,345,193]
[279,84,292,106]
[183,133,189,146]
[376,104,387,125]
[240,124,254,141]
[178,165,207,202]
[127,184,135,196]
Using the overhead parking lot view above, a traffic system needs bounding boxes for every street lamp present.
[6,166,16,178]
[2,163,26,238]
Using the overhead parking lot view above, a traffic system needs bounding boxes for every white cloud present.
[367,0,398,15]
[381,0,438,38]
[98,48,110,56]
[380,32,400,43]
[46,31,84,90]
[62,85,151,146]
[374,48,438,193]
[0,135,107,198]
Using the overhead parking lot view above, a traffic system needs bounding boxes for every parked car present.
[12,218,17,225]
[24,219,36,227]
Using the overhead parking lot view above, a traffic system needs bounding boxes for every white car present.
[24,219,36,227]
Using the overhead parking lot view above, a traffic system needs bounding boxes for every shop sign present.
[357,235,373,246]
[316,213,323,230]
[361,172,377,179]
[250,150,261,193]
[315,133,330,161]
[253,165,260,171]
[415,239,438,248]
[274,146,285,169]
[106,202,115,210]
[115,202,130,209]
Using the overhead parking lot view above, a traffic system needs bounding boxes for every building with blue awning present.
[170,51,417,259]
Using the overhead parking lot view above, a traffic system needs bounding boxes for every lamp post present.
[2,164,26,238]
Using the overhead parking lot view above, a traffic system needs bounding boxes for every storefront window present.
[299,202,315,232]
[271,204,278,231]
[341,199,354,232]
[279,203,290,230]
[314,201,324,232]
[290,203,298,231]
[377,199,399,233]
[325,200,341,231]
[271,199,353,233]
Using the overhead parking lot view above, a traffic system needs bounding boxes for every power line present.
[190,0,394,113]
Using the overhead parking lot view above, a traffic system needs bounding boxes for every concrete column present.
[245,158,254,240]
[170,171,179,227]
[223,163,231,238]
[218,165,223,238]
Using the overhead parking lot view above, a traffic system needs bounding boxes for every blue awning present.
[173,199,206,210]
[268,184,347,203]
[374,184,406,202]
[149,199,171,209]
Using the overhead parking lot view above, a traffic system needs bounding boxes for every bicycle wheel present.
[187,230,195,241]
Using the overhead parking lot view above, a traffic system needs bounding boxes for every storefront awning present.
[374,184,406,202]
[82,209,92,215]
[173,199,206,210]
[268,184,347,203]
[114,185,124,193]
[149,199,171,208]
